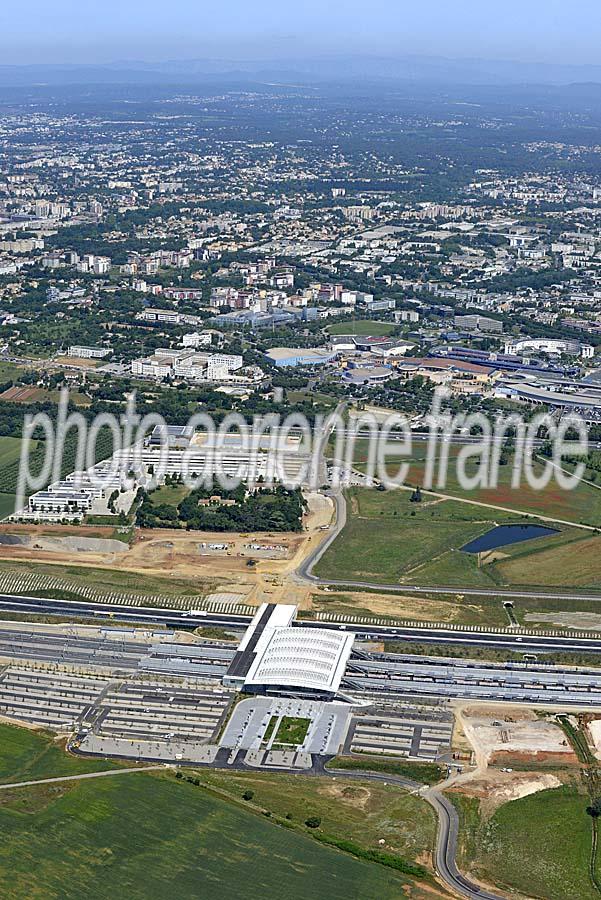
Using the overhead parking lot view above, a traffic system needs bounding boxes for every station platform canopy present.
[223,603,355,697]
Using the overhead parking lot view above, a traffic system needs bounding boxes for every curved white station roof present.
[225,603,355,695]
[244,627,354,693]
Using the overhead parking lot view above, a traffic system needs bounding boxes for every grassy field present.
[0,723,120,784]
[327,320,397,336]
[0,770,425,900]
[316,485,601,594]
[349,441,601,526]
[149,483,190,507]
[274,717,311,746]
[453,786,600,900]
[197,768,437,871]
[327,755,444,785]
[315,489,520,584]
[0,362,27,382]
[493,532,601,589]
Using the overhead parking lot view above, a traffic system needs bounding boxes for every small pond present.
[461,524,559,554]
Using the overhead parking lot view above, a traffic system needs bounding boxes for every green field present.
[198,768,437,872]
[315,489,519,584]
[148,483,191,507]
[349,441,601,526]
[316,484,601,595]
[0,362,25,382]
[327,755,444,785]
[454,786,600,900]
[0,771,425,900]
[0,723,120,784]
[327,320,397,336]
[274,717,311,746]
[493,532,601,589]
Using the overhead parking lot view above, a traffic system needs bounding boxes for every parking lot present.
[345,706,454,762]
[92,680,232,743]
[0,666,109,729]
[219,696,352,757]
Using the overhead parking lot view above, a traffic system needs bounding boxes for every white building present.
[181,332,213,349]
[131,349,243,383]
[67,346,111,359]
[224,603,355,697]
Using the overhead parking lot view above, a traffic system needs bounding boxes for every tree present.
[242,790,254,801]
[305,816,321,829]
[587,799,601,818]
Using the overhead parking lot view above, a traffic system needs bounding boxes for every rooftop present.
[224,603,354,695]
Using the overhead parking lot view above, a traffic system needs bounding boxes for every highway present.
[3,593,601,656]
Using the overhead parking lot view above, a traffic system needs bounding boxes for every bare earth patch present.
[457,705,575,768]
[453,771,562,818]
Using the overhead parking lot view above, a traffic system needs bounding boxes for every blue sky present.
[0,0,599,66]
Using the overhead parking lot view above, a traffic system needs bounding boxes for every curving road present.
[326,767,504,900]
[297,488,601,604]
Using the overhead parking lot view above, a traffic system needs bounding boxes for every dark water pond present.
[461,524,559,554]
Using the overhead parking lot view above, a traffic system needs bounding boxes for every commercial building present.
[264,347,339,367]
[504,338,594,359]
[131,349,244,383]
[67,346,111,359]
[454,314,503,334]
[136,308,203,327]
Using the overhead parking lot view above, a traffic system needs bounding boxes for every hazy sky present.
[0,0,599,66]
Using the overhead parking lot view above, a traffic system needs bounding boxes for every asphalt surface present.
[325,768,503,900]
[3,594,601,656]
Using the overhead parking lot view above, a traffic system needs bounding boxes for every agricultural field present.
[0,429,114,506]
[348,441,601,527]
[0,769,429,900]
[0,723,119,783]
[0,436,23,520]
[453,785,600,900]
